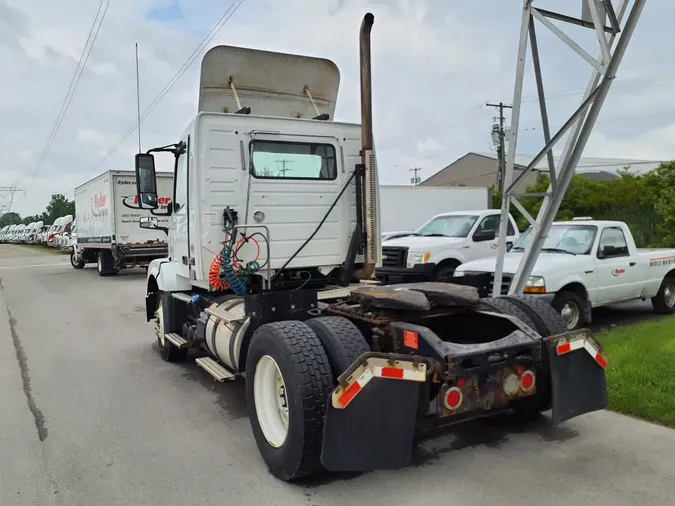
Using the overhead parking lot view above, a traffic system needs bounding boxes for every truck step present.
[171,292,194,304]
[165,332,188,348]
[195,357,235,382]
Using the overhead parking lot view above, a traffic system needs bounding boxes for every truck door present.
[593,226,641,303]
[471,214,517,260]
[171,137,190,279]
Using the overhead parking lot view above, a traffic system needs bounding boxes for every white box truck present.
[379,185,489,235]
[71,170,173,276]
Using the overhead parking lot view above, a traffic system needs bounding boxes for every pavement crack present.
[1,279,49,442]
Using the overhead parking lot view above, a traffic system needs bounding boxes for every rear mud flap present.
[547,335,608,424]
[321,378,419,472]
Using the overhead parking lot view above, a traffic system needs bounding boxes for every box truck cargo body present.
[72,170,173,276]
[379,185,489,234]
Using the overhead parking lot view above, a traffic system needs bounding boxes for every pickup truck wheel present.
[434,264,459,282]
[70,250,85,269]
[305,317,370,376]
[652,276,675,314]
[550,291,584,331]
[246,321,334,481]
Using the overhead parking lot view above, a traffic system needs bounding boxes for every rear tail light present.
[444,386,463,411]
[519,370,536,392]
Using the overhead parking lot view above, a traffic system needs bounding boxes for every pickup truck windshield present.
[415,215,479,238]
[512,223,598,255]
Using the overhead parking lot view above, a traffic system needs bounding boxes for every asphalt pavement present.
[1,244,674,506]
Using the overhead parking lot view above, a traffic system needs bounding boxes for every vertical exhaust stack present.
[355,13,379,280]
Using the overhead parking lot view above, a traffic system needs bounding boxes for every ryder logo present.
[91,193,108,217]
[122,194,172,210]
[612,268,625,277]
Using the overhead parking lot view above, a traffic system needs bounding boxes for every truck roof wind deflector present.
[198,45,340,119]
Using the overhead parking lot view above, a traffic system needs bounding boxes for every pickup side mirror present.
[473,229,496,242]
[135,153,158,210]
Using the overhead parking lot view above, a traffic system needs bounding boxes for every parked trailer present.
[379,185,489,235]
[72,170,173,276]
[131,14,608,481]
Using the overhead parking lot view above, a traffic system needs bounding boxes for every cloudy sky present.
[1,0,673,216]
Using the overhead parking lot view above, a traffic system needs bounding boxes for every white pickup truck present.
[454,219,675,330]
[375,209,520,283]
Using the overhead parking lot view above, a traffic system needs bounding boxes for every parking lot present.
[1,243,674,506]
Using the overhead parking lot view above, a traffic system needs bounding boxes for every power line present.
[26,0,111,192]
[69,0,245,191]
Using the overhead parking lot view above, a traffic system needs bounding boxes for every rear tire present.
[502,295,569,417]
[97,250,118,277]
[652,276,675,314]
[505,295,569,336]
[246,321,334,481]
[305,317,370,376]
[70,249,85,269]
[482,297,537,330]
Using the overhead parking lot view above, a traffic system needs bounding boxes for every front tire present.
[246,321,334,481]
[70,249,85,269]
[551,291,585,331]
[154,297,188,362]
[652,276,675,314]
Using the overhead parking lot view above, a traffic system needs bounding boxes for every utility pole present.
[487,102,513,192]
[0,183,25,221]
[409,167,422,185]
[275,159,293,177]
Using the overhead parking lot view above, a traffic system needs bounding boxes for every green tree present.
[45,194,75,223]
[0,212,23,227]
[22,215,40,225]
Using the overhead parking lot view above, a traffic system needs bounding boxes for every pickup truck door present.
[593,226,642,304]
[470,214,517,260]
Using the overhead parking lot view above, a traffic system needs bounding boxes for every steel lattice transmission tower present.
[0,183,25,220]
[493,0,646,297]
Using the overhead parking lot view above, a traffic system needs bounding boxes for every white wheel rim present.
[97,255,102,272]
[254,355,289,448]
[155,302,165,346]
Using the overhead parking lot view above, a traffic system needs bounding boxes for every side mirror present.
[473,229,496,242]
[598,244,618,258]
[135,153,158,209]
[139,216,159,230]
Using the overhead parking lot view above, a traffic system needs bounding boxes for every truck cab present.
[376,210,519,284]
[135,43,379,297]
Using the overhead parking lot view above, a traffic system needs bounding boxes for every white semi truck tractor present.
[133,13,609,481]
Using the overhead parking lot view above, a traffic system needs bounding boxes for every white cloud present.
[1,0,673,217]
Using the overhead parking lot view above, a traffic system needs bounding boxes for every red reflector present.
[595,353,608,369]
[446,389,461,409]
[516,365,524,375]
[381,367,404,379]
[557,343,571,355]
[338,382,361,407]
[456,377,466,388]
[403,330,419,350]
